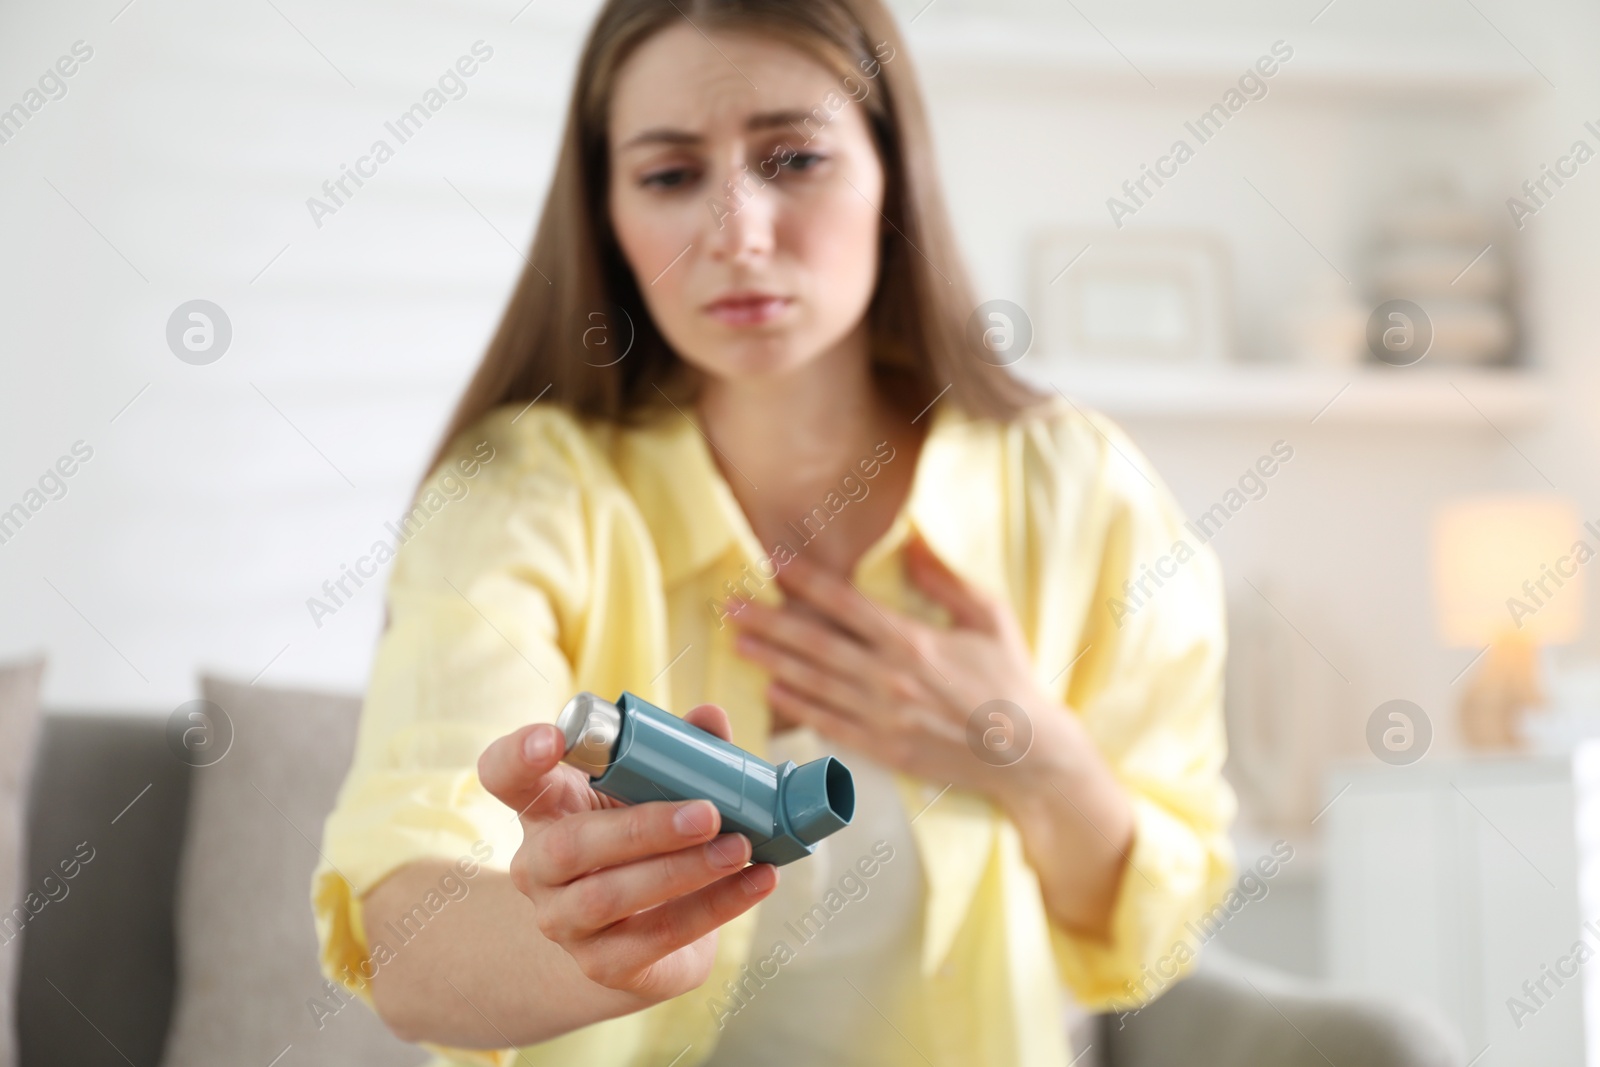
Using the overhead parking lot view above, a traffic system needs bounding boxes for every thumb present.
[683,703,734,744]
[905,532,1003,633]
[477,722,586,821]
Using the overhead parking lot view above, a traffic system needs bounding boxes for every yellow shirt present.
[311,393,1237,1067]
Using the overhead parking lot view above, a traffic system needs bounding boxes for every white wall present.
[1,0,601,707]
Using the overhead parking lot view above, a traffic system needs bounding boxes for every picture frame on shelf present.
[1029,228,1235,366]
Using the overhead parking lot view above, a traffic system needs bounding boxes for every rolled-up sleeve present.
[310,405,662,1065]
[1046,412,1238,1010]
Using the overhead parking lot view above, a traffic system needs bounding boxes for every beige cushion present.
[0,658,44,1067]
[160,676,426,1067]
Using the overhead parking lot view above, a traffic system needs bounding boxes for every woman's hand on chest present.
[726,531,1078,803]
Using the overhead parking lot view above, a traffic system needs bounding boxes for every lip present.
[703,291,793,327]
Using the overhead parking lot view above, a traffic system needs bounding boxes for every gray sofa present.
[14,708,1464,1066]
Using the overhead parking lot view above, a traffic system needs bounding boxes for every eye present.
[640,166,698,190]
[780,151,827,174]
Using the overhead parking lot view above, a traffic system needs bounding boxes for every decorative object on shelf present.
[1223,578,1340,836]
[1365,178,1516,366]
[1432,494,1585,749]
[1288,274,1368,366]
[1029,228,1233,365]
[1523,661,1600,753]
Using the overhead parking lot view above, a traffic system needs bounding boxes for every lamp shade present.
[1433,494,1585,647]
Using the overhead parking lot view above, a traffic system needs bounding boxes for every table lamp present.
[1433,495,1585,749]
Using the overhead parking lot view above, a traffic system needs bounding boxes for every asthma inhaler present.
[556,691,855,866]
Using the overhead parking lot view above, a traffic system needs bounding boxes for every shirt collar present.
[614,395,992,591]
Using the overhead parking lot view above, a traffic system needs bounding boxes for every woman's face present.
[607,25,886,385]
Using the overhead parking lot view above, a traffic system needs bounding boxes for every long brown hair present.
[423,0,1045,482]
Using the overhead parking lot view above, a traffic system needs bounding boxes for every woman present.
[311,1,1236,1064]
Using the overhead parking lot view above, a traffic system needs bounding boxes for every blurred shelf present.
[1015,361,1551,427]
[908,20,1545,102]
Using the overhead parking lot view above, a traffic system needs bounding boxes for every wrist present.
[987,701,1081,818]
[982,703,1138,941]
[990,704,1134,849]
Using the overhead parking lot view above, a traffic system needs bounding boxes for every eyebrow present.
[618,108,826,151]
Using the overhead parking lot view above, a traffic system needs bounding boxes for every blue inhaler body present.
[556,691,855,866]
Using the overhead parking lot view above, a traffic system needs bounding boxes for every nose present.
[704,159,775,267]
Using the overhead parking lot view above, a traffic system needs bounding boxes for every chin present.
[689,334,821,382]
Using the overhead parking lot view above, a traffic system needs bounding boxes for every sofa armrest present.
[1097,949,1465,1067]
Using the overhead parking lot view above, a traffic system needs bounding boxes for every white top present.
[702,727,926,1066]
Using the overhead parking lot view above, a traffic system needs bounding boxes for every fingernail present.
[524,728,556,763]
[673,800,715,838]
[744,864,776,894]
[710,835,749,869]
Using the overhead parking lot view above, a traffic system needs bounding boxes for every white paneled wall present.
[1,0,603,706]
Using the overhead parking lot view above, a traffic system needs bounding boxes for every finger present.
[531,794,725,885]
[599,862,779,967]
[728,599,881,688]
[681,703,732,743]
[768,682,877,753]
[772,553,900,649]
[736,632,873,722]
[545,833,753,941]
[478,723,593,819]
[906,533,1003,633]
